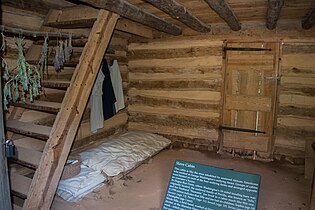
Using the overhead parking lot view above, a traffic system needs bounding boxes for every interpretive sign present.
[162,160,260,210]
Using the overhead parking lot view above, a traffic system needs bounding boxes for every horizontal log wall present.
[275,42,315,161]
[128,39,223,150]
[2,5,44,31]
[128,34,315,162]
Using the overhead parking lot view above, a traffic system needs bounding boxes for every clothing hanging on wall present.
[90,69,105,133]
[109,60,125,112]
[101,59,116,120]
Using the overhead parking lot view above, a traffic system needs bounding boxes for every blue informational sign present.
[162,160,261,210]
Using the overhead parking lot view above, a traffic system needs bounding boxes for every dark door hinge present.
[223,47,272,52]
[219,125,266,134]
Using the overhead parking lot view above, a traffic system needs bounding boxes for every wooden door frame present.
[220,41,281,155]
[270,41,282,154]
[0,65,12,209]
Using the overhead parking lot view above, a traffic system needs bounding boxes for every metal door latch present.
[4,140,15,158]
[264,74,280,81]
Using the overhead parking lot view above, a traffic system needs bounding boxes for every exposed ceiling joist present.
[44,7,153,38]
[203,0,241,31]
[302,6,315,29]
[266,0,284,30]
[78,0,182,35]
[143,0,210,33]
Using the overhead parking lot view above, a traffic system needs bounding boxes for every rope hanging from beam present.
[0,25,87,39]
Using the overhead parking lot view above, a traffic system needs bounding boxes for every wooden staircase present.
[6,9,119,209]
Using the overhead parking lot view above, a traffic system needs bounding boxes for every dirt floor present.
[53,148,311,210]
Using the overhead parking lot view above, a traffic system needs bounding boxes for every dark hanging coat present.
[101,59,116,120]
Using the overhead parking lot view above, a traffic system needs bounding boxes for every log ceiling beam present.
[302,6,315,29]
[144,0,210,33]
[266,0,284,30]
[78,0,182,35]
[44,7,153,38]
[204,0,241,31]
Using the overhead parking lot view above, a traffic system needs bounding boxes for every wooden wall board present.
[128,38,223,148]
[128,89,221,103]
[129,56,222,68]
[73,114,128,151]
[129,122,218,141]
[275,41,315,156]
[2,5,44,31]
[75,111,128,142]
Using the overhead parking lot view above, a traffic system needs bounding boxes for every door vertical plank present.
[269,42,281,152]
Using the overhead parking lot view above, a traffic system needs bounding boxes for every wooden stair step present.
[40,88,66,103]
[13,138,45,168]
[42,88,66,95]
[14,146,43,168]
[10,172,32,198]
[28,59,78,67]
[13,204,23,210]
[47,66,76,72]
[42,80,71,89]
[48,60,78,67]
[10,172,69,210]
[12,101,61,113]
[47,66,76,80]
[34,38,88,47]
[12,196,26,210]
[6,120,51,140]
[14,137,46,151]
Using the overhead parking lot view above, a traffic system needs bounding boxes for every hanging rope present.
[38,33,49,80]
[0,25,87,39]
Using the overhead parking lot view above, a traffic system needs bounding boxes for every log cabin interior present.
[0,0,315,209]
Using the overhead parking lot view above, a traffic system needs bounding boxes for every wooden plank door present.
[221,42,279,153]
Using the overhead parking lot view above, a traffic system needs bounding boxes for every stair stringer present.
[22,10,119,210]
